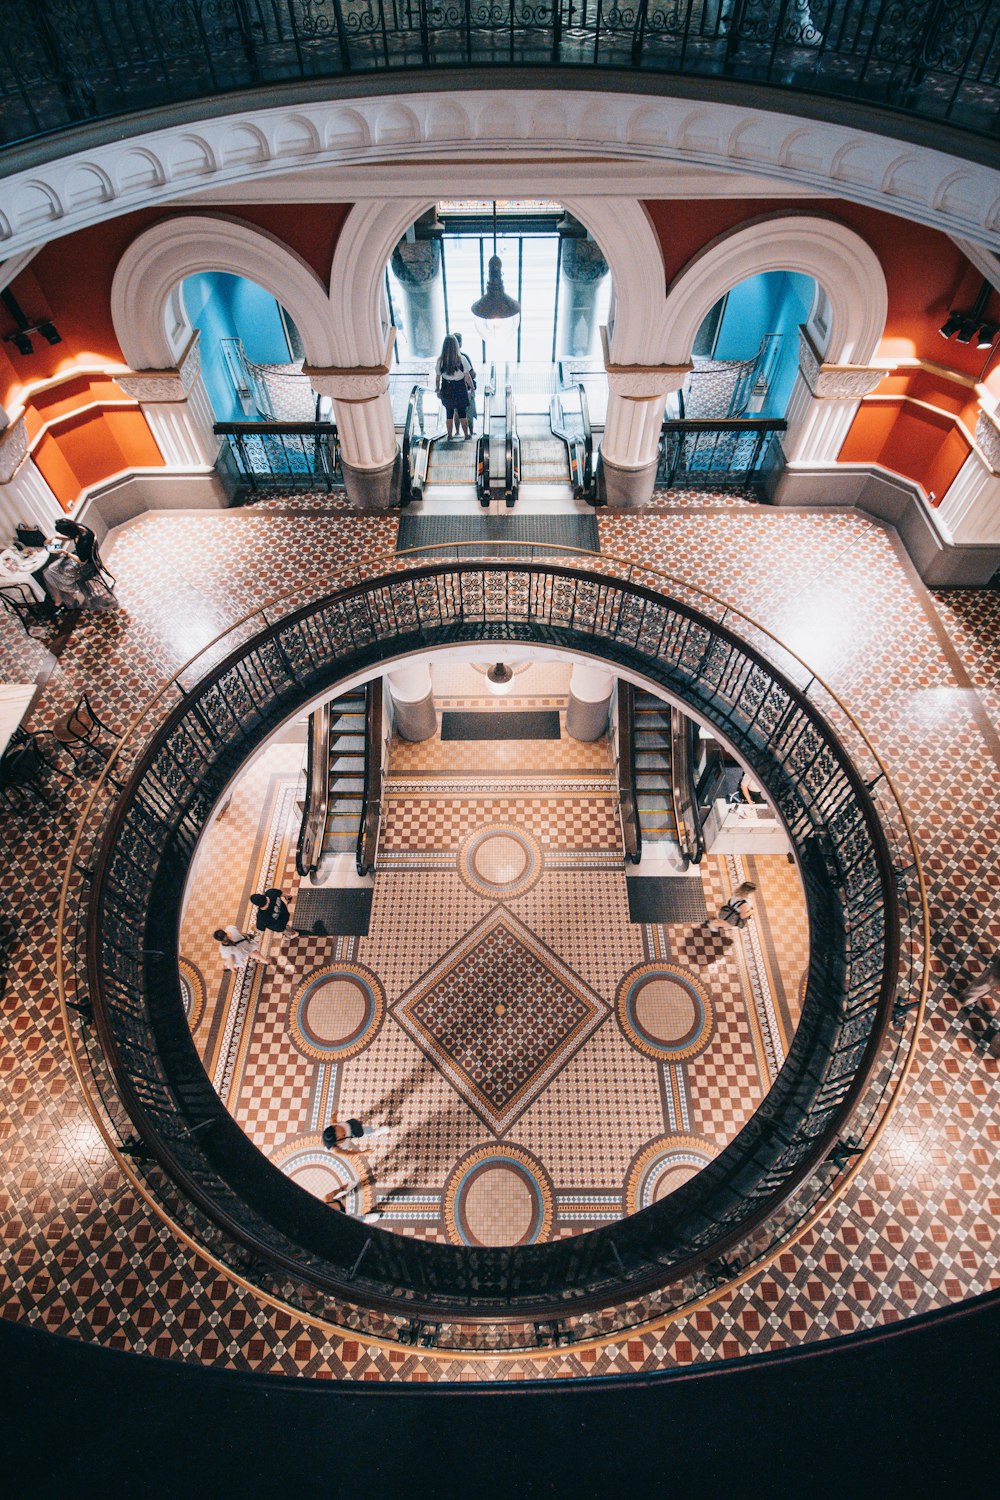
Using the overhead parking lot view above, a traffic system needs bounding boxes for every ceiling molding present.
[1,90,997,260]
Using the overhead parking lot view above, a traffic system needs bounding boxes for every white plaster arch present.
[5,91,1000,265]
[329,195,668,368]
[661,213,888,366]
[110,213,339,369]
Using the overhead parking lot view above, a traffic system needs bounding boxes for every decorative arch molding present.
[661,214,889,366]
[110,213,340,370]
[328,195,668,366]
[4,90,999,265]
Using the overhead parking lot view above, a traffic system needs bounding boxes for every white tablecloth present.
[0,549,48,602]
[0,683,36,758]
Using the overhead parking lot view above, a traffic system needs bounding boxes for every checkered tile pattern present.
[381,788,621,855]
[0,489,996,1382]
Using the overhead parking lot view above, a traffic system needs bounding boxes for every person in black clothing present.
[53,517,97,568]
[250,888,290,932]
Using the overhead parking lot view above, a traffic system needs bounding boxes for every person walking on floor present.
[962,950,1000,1007]
[250,887,291,933]
[213,924,267,973]
[322,1117,391,1150]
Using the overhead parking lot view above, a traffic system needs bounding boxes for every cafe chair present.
[78,537,116,592]
[44,692,121,774]
[0,731,63,810]
[0,584,54,638]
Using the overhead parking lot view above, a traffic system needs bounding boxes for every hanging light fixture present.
[471,201,520,346]
[486,661,514,695]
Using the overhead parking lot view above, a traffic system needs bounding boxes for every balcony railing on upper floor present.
[1,2,998,156]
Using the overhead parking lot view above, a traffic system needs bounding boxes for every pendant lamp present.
[471,202,520,345]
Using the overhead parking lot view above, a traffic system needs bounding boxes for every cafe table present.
[0,683,36,759]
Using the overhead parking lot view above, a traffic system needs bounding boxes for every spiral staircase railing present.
[57,543,928,1355]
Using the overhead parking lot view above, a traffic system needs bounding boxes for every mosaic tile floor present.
[179,707,805,1246]
[1,492,997,1381]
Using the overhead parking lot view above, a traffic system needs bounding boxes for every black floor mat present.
[397,514,599,553]
[627,876,708,924]
[441,711,561,741]
[291,887,372,936]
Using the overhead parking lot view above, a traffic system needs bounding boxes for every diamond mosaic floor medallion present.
[393,907,608,1134]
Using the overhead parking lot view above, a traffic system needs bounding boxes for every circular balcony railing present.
[59,545,927,1355]
[3,2,998,159]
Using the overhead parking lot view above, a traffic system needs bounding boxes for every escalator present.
[618,686,704,866]
[296,681,383,878]
[401,365,598,509]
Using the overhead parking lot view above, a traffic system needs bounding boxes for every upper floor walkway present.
[2,1,998,167]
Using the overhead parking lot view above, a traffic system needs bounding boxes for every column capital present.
[115,331,202,403]
[601,326,690,397]
[306,329,397,402]
[0,413,29,484]
[797,326,888,400]
[975,407,1000,475]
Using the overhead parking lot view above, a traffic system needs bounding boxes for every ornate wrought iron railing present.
[58,543,927,1354]
[3,3,997,156]
[658,417,787,490]
[214,421,342,492]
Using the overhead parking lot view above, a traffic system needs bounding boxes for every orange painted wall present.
[643,197,997,376]
[0,203,352,410]
[32,407,164,507]
[839,400,972,501]
[1,203,349,500]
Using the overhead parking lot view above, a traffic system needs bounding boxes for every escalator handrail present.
[355,679,383,877]
[295,703,331,877]
[504,380,518,507]
[549,382,595,501]
[476,364,496,506]
[400,383,422,506]
[669,705,705,866]
[617,681,642,864]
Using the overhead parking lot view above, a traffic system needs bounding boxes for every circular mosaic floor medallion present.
[458,825,544,901]
[178,958,206,1033]
[289,964,385,1061]
[624,1134,716,1214]
[615,963,713,1061]
[271,1136,373,1214]
[443,1144,554,1247]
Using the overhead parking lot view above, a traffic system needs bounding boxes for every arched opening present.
[685,270,818,422]
[180,271,312,423]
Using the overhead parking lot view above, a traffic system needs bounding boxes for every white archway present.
[661,214,888,366]
[328,195,669,369]
[111,213,340,369]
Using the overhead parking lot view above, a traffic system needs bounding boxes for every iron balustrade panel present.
[213,423,342,492]
[658,420,787,490]
[2,3,999,153]
[84,561,904,1324]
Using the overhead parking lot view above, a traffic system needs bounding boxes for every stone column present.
[306,331,399,512]
[0,415,60,533]
[781,326,889,465]
[557,227,609,359]
[387,662,436,742]
[390,236,444,359]
[115,332,220,468]
[600,329,691,506]
[566,663,614,742]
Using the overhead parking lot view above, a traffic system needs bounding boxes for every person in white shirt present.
[213,924,267,972]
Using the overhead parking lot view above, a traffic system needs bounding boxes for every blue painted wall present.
[181,273,292,421]
[709,271,814,417]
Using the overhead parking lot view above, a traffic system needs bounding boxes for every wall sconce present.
[1,288,61,356]
[939,279,996,348]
